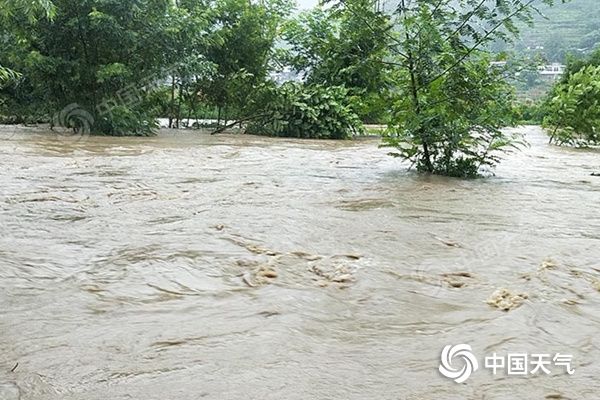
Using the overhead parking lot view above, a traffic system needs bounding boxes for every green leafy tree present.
[3,0,174,134]
[543,64,600,146]
[202,0,292,125]
[284,1,391,122]
[0,0,55,82]
[0,0,54,20]
[158,1,217,128]
[376,0,564,177]
[560,47,600,80]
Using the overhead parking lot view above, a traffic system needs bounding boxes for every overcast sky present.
[296,0,319,9]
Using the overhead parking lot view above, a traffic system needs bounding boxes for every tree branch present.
[210,113,269,135]
[421,0,537,90]
[339,0,408,60]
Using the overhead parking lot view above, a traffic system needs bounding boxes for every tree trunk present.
[176,79,184,129]
[169,75,176,129]
[401,0,433,173]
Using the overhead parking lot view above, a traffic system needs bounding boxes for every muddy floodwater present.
[0,125,599,400]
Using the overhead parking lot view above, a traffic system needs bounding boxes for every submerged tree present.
[373,0,564,177]
[1,0,294,134]
[1,0,569,145]
[285,0,391,122]
[156,0,216,129]
[202,0,292,126]
[1,0,177,134]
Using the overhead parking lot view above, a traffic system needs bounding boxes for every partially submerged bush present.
[383,56,522,178]
[246,82,364,139]
[94,106,158,136]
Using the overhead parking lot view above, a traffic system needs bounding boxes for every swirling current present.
[0,125,599,399]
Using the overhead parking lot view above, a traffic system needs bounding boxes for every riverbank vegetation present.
[542,48,600,146]
[3,0,598,177]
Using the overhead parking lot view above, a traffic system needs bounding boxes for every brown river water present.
[0,125,599,399]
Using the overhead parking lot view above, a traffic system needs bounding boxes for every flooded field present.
[0,125,599,399]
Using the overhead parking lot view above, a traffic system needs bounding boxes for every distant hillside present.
[513,0,600,61]
[377,0,597,62]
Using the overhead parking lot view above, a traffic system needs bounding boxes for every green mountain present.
[514,0,600,61]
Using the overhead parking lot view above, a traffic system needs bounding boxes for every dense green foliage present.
[560,49,600,81]
[1,0,175,133]
[2,0,589,178]
[0,0,291,135]
[376,0,560,177]
[385,55,521,177]
[0,0,55,82]
[514,99,545,124]
[247,83,364,139]
[195,0,291,126]
[284,0,390,122]
[543,64,600,146]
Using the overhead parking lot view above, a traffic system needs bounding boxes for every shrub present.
[383,56,522,178]
[246,83,365,139]
[94,106,158,136]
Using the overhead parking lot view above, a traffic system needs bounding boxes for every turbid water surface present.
[1,125,599,399]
